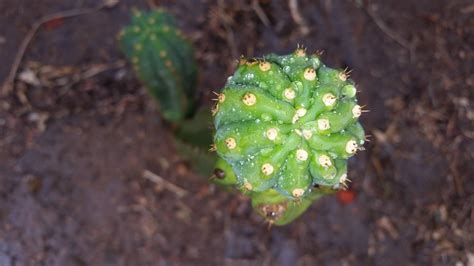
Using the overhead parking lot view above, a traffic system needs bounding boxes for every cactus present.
[118,9,216,175]
[118,9,197,122]
[118,11,365,225]
[212,48,365,225]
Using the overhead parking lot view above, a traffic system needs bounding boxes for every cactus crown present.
[118,9,198,122]
[212,47,365,225]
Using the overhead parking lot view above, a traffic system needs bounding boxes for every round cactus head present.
[212,47,365,224]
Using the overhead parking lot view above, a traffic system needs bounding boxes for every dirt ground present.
[0,0,473,265]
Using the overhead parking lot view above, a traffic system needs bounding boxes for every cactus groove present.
[212,47,365,225]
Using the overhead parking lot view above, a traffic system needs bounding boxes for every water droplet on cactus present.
[245,73,255,80]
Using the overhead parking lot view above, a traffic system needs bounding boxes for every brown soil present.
[0,0,473,265]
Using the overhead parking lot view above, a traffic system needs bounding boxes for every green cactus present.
[212,48,365,225]
[251,187,334,226]
[118,9,197,122]
[118,9,217,176]
[118,11,365,225]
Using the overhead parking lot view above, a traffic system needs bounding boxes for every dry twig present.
[215,0,238,61]
[289,0,310,35]
[142,170,188,198]
[78,60,126,81]
[365,5,414,59]
[251,0,270,27]
[1,0,119,95]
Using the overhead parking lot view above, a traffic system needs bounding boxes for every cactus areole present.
[212,48,365,225]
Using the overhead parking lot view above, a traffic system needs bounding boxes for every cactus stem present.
[345,140,358,154]
[242,92,257,106]
[304,68,316,81]
[266,128,278,140]
[261,163,274,175]
[296,149,309,161]
[120,9,198,122]
[352,105,362,118]
[318,155,332,167]
[259,61,271,72]
[317,118,330,130]
[322,93,337,106]
[225,137,236,149]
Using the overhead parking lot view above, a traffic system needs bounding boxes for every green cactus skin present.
[210,158,238,186]
[212,48,365,225]
[251,187,335,226]
[119,9,197,122]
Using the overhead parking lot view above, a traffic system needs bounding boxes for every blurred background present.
[0,0,473,265]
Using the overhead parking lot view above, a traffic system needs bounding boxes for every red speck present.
[337,190,356,204]
[43,18,64,31]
